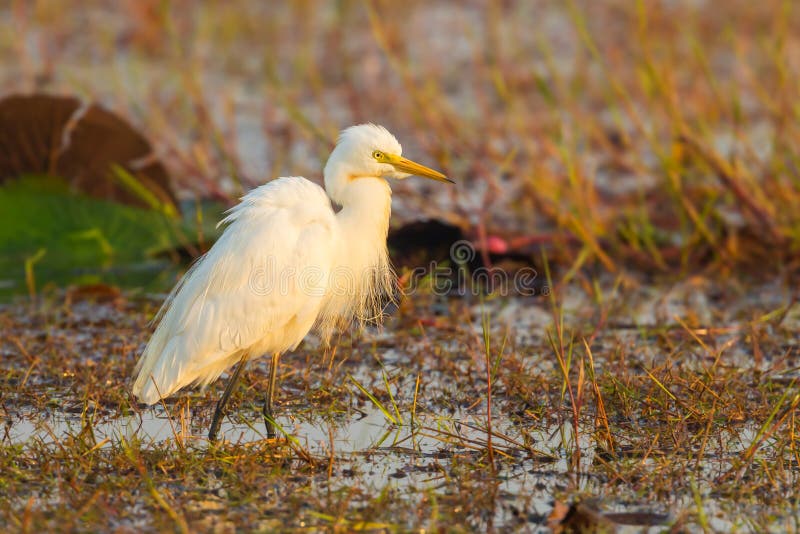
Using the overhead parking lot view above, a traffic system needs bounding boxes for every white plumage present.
[131,124,450,432]
[133,177,338,404]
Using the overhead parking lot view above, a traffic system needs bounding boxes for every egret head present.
[324,123,451,204]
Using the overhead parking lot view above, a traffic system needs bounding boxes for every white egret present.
[131,124,451,441]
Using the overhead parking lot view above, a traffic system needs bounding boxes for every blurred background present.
[3,4,800,531]
[1,0,799,296]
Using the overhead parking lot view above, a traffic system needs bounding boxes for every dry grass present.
[3,1,800,273]
[1,276,798,531]
[1,0,800,531]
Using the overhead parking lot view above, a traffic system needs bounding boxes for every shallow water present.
[4,390,792,532]
[2,278,799,531]
[5,399,661,530]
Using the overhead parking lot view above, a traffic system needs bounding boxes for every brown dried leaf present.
[0,93,178,213]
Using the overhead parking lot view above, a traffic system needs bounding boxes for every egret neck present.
[321,160,395,334]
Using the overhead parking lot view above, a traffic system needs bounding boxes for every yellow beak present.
[386,154,453,183]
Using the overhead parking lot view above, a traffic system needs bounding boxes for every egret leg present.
[208,354,248,442]
[263,352,280,439]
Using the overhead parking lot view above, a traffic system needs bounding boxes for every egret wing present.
[132,177,337,404]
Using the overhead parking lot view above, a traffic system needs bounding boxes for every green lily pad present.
[0,176,224,297]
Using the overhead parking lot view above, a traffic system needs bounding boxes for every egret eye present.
[372,151,384,160]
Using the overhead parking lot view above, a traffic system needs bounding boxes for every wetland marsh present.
[1,1,800,531]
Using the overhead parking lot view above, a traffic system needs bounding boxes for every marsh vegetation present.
[1,1,799,531]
